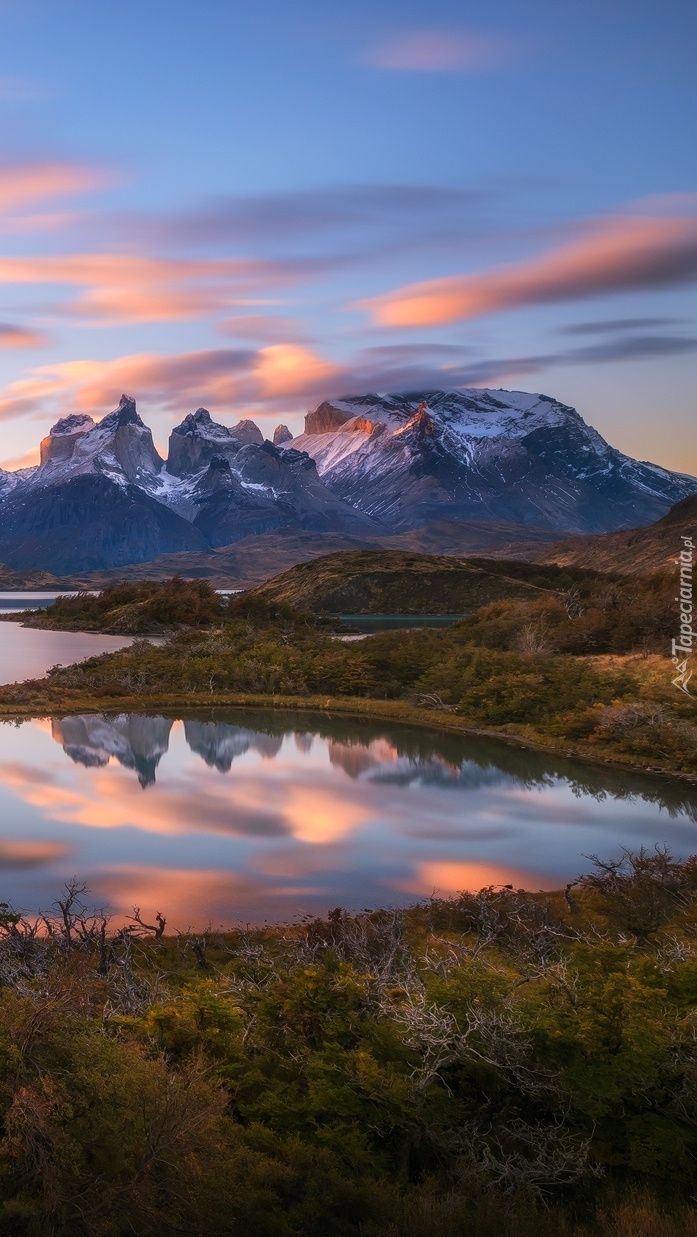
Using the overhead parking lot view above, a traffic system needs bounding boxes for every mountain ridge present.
[0,388,694,573]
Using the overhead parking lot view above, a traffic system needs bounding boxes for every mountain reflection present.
[184,721,283,772]
[51,715,173,788]
[0,709,694,929]
[47,710,697,823]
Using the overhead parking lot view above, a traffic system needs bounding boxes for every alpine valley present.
[0,388,695,575]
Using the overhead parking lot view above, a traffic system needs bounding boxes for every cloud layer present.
[0,162,105,214]
[0,159,696,453]
[0,323,47,349]
[360,213,697,326]
[362,28,516,72]
[0,253,310,325]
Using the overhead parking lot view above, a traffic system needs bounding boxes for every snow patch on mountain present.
[0,387,694,575]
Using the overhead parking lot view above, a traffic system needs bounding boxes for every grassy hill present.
[244,549,612,614]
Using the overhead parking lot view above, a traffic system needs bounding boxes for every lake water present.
[338,615,464,631]
[0,709,694,929]
[0,591,79,614]
[0,621,135,685]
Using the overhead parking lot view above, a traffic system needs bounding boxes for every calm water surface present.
[0,709,694,928]
[0,620,134,684]
[338,615,464,631]
[0,591,78,614]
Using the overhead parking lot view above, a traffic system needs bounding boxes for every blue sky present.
[0,0,695,471]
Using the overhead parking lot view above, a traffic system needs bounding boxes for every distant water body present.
[0,709,694,929]
[0,591,73,614]
[0,594,134,684]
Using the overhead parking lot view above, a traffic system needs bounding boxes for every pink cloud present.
[359,213,697,327]
[0,162,107,214]
[253,344,340,398]
[0,252,309,325]
[363,28,517,72]
[0,323,48,349]
[0,343,343,424]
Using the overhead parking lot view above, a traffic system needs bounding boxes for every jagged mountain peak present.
[100,393,144,430]
[35,394,162,483]
[167,409,264,477]
[174,407,219,434]
[48,413,96,437]
[395,401,436,440]
[0,386,695,573]
[40,412,96,466]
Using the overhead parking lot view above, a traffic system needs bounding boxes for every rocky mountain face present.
[287,391,697,535]
[0,474,209,573]
[167,407,263,477]
[0,394,376,571]
[0,389,694,573]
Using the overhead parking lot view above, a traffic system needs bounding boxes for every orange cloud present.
[360,213,697,327]
[363,28,517,72]
[0,162,107,214]
[0,343,343,423]
[253,344,340,398]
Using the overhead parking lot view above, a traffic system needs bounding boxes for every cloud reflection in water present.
[0,711,693,927]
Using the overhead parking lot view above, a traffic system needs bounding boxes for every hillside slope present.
[79,519,559,589]
[244,550,606,614]
[534,494,697,574]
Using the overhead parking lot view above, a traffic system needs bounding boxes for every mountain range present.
[0,389,694,574]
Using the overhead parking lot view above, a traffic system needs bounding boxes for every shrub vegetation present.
[0,853,696,1233]
[12,578,225,633]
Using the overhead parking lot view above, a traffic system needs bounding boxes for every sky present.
[0,0,695,473]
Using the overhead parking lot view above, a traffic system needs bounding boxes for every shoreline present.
[1,688,695,786]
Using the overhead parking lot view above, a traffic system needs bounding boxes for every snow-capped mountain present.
[286,390,697,534]
[34,397,163,490]
[0,394,378,571]
[0,388,694,574]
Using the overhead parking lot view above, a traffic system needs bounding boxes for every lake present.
[337,615,464,631]
[0,708,694,929]
[0,620,135,684]
[0,591,78,614]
